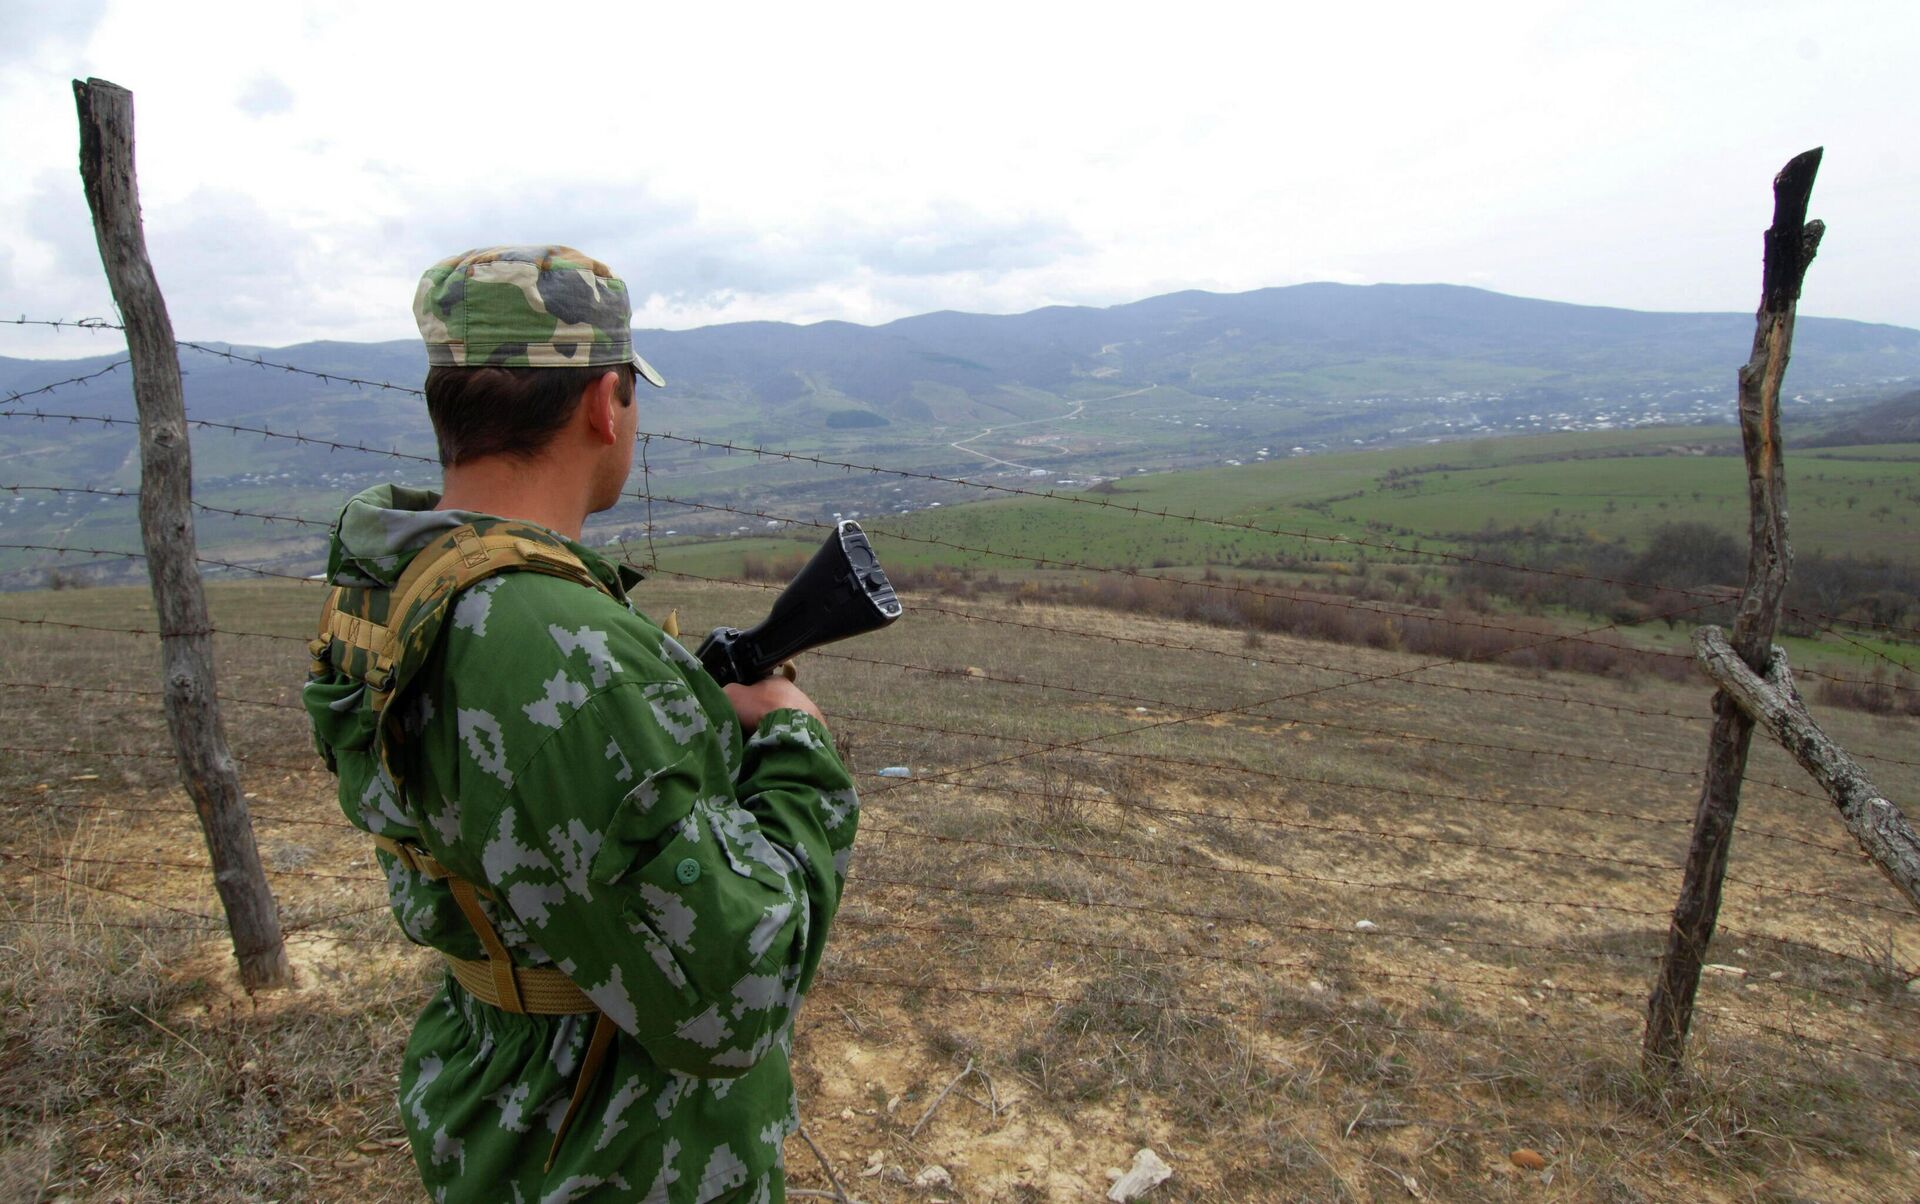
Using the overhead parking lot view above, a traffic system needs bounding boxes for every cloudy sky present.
[3,0,1916,359]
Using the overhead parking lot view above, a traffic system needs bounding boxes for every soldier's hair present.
[424,363,635,467]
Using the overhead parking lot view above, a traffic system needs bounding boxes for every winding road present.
[947,384,1155,472]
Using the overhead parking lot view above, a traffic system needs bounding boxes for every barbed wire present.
[0,796,349,829]
[7,317,123,330]
[0,678,299,711]
[5,798,1908,1025]
[3,586,1844,825]
[810,644,1832,805]
[10,772,1898,926]
[0,613,308,643]
[1,483,335,530]
[6,314,1919,1114]
[2,849,374,884]
[1,856,390,940]
[174,340,429,396]
[0,358,131,409]
[640,489,1713,661]
[830,710,1872,854]
[1,317,422,397]
[881,770,1878,896]
[8,847,1911,1032]
[629,428,1920,643]
[0,670,1874,858]
[1,599,1726,796]
[6,332,1912,654]
[1798,618,1920,682]
[1792,664,1920,697]
[661,565,1920,765]
[7,315,1917,642]
[1790,604,1920,647]
[811,969,1920,1074]
[660,565,1711,721]
[851,869,1918,1014]
[0,815,1896,991]
[0,406,437,465]
[2,528,1900,801]
[0,542,320,583]
[0,745,322,775]
[863,783,1911,921]
[7,857,218,922]
[0,655,1878,861]
[2,563,1728,786]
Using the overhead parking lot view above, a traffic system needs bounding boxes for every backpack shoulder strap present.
[310,520,613,710]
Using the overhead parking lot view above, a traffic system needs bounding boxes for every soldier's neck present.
[436,456,588,542]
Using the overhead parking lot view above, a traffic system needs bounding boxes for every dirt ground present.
[2,579,1917,1202]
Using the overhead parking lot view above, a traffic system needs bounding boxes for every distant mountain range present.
[8,282,1920,430]
[4,282,1918,586]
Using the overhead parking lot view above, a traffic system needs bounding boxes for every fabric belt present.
[372,833,617,1171]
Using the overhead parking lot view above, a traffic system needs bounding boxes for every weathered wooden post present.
[1644,148,1824,1072]
[73,78,291,989]
[1692,627,1920,911]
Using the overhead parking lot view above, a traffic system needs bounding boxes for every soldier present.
[303,246,859,1202]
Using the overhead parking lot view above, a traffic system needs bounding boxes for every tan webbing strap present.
[357,527,610,717]
[386,530,608,640]
[547,1013,619,1173]
[375,832,612,1165]
[307,595,334,675]
[443,954,597,1013]
[310,587,396,687]
[371,832,459,884]
[321,605,389,660]
[343,531,622,1160]
[373,836,599,1012]
[446,875,526,1013]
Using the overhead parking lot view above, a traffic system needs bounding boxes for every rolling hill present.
[4,282,1919,586]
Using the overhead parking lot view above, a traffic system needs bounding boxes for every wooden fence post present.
[1643,148,1824,1072]
[73,78,292,990]
[1692,626,1920,912]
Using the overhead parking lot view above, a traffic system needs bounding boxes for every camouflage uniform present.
[303,249,855,1203]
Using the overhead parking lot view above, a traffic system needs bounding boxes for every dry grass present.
[0,892,422,1201]
[3,577,1918,1201]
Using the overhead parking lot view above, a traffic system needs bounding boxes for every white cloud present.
[2,0,1916,359]
[236,75,293,117]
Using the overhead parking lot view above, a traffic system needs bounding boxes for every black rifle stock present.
[695,520,902,686]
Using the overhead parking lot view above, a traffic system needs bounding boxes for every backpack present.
[306,518,620,1171]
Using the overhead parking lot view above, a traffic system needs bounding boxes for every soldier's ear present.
[581,370,622,446]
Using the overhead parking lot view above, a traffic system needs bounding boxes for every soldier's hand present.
[723,676,825,730]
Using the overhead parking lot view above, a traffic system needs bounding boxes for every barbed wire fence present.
[6,213,1920,1201]
[5,326,1919,1053]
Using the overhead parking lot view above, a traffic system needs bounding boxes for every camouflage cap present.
[413,246,665,386]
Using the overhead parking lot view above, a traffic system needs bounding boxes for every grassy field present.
[646,432,1920,573]
[643,433,1920,692]
[3,576,1918,1202]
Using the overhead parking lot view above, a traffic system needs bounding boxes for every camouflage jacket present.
[303,485,858,1203]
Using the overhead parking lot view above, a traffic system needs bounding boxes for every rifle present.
[695,520,902,686]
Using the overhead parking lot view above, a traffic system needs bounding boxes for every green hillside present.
[657,429,1920,577]
[650,429,1920,684]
